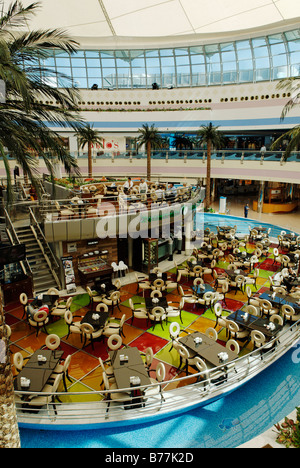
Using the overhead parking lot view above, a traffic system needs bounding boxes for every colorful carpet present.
[6,241,282,402]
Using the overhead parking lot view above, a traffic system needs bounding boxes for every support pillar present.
[257,181,265,214]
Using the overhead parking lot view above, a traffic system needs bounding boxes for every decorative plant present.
[274,407,300,448]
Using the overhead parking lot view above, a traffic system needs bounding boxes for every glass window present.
[88,78,102,88]
[270,43,286,55]
[255,68,270,81]
[145,50,159,57]
[190,54,205,64]
[192,63,206,74]
[222,61,237,71]
[253,46,269,58]
[100,51,115,59]
[73,77,88,88]
[252,37,267,47]
[220,42,234,52]
[42,57,55,67]
[73,50,85,58]
[86,58,101,67]
[223,71,237,83]
[175,55,190,66]
[56,66,72,76]
[116,59,130,68]
[238,59,253,70]
[272,66,288,80]
[71,58,86,67]
[236,40,251,50]
[236,47,252,60]
[160,49,174,56]
[287,39,300,52]
[146,57,160,67]
[87,68,101,78]
[285,30,300,41]
[290,51,300,64]
[239,70,253,82]
[272,54,287,67]
[221,50,236,62]
[268,33,284,44]
[72,68,87,78]
[255,57,270,68]
[174,48,189,55]
[56,57,71,67]
[85,50,100,58]
[101,58,116,67]
[130,57,145,67]
[161,56,175,67]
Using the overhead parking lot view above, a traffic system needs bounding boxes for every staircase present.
[14,224,61,295]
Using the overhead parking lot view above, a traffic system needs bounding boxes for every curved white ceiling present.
[4,0,300,40]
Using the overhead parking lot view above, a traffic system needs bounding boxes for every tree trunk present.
[205,140,211,209]
[88,142,92,178]
[146,141,151,181]
[0,289,21,448]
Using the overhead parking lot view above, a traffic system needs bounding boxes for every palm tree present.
[0,289,21,448]
[76,123,103,178]
[136,123,162,180]
[271,78,300,160]
[0,1,83,448]
[0,1,83,202]
[196,122,224,209]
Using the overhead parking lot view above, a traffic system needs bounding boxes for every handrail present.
[3,208,32,278]
[29,207,60,272]
[14,319,300,426]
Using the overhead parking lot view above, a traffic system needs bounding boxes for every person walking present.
[244,203,249,218]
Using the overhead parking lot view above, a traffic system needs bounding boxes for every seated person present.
[123,177,133,191]
[155,185,165,200]
[139,178,148,194]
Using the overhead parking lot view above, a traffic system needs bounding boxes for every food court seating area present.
[6,223,300,413]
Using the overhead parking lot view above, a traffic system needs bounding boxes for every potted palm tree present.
[76,123,103,179]
[196,122,224,209]
[136,123,162,181]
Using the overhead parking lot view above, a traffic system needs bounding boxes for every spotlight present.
[152,82,159,90]
[91,83,98,90]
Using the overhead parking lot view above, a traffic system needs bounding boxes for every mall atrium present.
[1,0,300,449]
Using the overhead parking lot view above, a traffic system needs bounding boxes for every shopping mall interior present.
[1,0,300,450]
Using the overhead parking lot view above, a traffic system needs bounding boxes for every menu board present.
[62,256,77,293]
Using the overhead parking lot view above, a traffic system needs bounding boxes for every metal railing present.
[1,150,300,165]
[3,208,32,278]
[14,319,300,427]
[70,149,300,164]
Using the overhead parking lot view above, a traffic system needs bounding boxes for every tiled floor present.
[6,237,285,403]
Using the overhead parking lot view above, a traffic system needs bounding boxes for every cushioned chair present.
[102,291,121,314]
[176,343,198,376]
[129,298,149,326]
[27,309,49,337]
[52,354,72,391]
[102,372,132,417]
[51,297,73,318]
[143,362,166,403]
[148,306,167,331]
[103,314,126,338]
[27,374,63,415]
